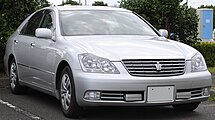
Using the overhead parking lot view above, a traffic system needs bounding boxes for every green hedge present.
[193,42,215,67]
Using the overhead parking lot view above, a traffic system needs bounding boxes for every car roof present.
[48,5,131,12]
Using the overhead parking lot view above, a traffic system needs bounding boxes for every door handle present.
[30,43,35,47]
[14,40,18,44]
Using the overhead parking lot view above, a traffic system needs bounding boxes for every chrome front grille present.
[122,59,185,77]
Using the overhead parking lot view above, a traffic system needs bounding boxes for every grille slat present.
[127,67,155,70]
[100,91,144,101]
[191,89,203,93]
[191,93,203,97]
[123,60,185,64]
[129,72,183,76]
[122,59,185,77]
[101,93,124,96]
[100,97,124,100]
[162,67,184,69]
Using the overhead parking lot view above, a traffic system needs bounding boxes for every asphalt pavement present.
[0,75,215,120]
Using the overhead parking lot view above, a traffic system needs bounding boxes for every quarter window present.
[40,12,53,29]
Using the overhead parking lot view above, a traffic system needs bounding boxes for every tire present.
[9,58,27,94]
[172,102,200,112]
[60,66,83,118]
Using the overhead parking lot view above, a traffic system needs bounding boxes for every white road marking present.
[0,99,43,120]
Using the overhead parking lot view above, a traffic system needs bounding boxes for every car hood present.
[64,35,197,61]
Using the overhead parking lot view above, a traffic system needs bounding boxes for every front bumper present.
[73,62,212,107]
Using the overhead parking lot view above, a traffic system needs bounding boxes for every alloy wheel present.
[10,62,17,90]
[61,73,72,111]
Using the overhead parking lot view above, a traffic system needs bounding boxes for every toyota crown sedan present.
[4,6,212,118]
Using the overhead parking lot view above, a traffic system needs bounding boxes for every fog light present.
[203,88,210,96]
[84,91,101,100]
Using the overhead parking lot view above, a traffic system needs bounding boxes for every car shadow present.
[23,88,202,120]
[83,106,200,120]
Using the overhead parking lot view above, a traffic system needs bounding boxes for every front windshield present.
[60,10,158,36]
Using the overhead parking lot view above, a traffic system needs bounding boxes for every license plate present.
[147,86,174,103]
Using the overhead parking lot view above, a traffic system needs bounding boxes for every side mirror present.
[35,28,52,39]
[159,29,168,38]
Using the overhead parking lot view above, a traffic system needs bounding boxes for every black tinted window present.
[22,11,44,36]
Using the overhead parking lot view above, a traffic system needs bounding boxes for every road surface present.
[0,77,215,120]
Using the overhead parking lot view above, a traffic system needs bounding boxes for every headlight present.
[191,52,207,72]
[79,53,120,74]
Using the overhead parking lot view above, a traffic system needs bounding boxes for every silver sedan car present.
[4,6,212,118]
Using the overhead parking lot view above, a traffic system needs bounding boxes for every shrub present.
[193,42,215,67]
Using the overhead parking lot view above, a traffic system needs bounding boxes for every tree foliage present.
[92,1,108,6]
[119,0,199,45]
[61,0,79,5]
[40,0,50,7]
[176,5,200,45]
[0,0,49,71]
[0,0,49,51]
[199,5,215,29]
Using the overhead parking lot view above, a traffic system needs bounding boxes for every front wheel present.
[9,59,27,94]
[60,66,82,118]
[172,102,200,112]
